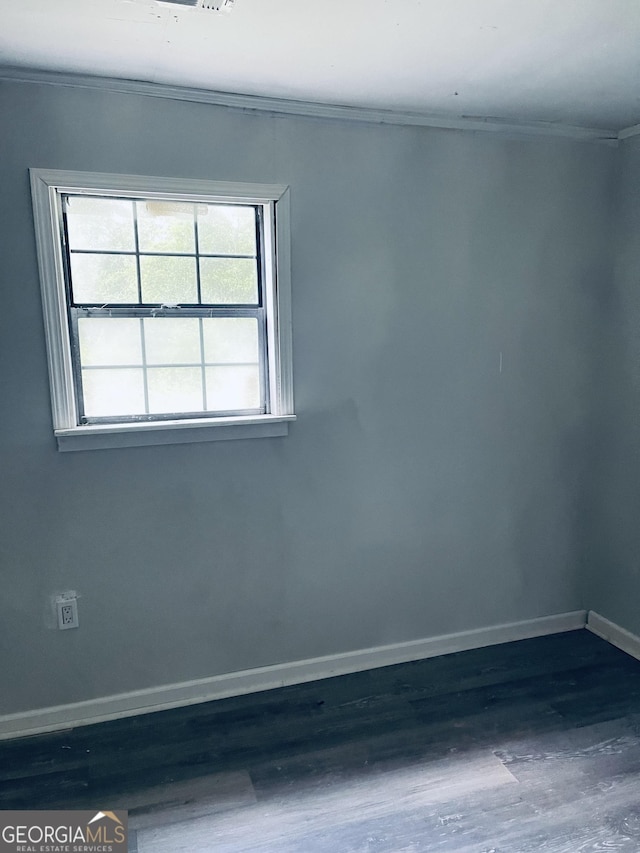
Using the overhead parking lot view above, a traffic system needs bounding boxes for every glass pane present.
[81,368,145,417]
[200,257,258,304]
[202,318,259,364]
[70,254,138,304]
[78,318,142,366]
[206,365,261,411]
[143,318,201,365]
[147,367,203,414]
[136,201,195,254]
[66,197,134,251]
[140,256,197,304]
[198,204,256,256]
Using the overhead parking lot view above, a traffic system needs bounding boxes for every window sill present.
[54,415,296,452]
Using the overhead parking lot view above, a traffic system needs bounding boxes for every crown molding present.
[0,66,619,146]
[618,123,640,141]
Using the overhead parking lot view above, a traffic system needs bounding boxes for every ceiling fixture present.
[200,0,234,8]
[157,0,235,10]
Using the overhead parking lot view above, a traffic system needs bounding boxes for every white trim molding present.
[0,610,586,740]
[586,611,640,662]
[1,67,619,146]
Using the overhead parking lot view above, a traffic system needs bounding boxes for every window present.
[30,170,294,451]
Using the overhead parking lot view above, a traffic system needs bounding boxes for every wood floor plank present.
[120,770,256,830]
[4,630,640,851]
[135,752,519,853]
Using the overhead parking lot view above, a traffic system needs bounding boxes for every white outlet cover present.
[56,597,79,630]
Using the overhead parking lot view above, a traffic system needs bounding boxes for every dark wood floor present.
[3,629,640,851]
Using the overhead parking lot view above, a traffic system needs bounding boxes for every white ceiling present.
[1,0,639,132]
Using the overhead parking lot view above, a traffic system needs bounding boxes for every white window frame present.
[30,169,295,451]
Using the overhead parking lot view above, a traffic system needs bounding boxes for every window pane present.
[206,365,260,411]
[81,368,145,417]
[66,197,134,251]
[70,254,138,304]
[147,367,203,414]
[140,256,197,304]
[136,201,195,254]
[78,318,142,366]
[143,318,201,365]
[200,258,258,304]
[202,318,259,364]
[198,205,256,256]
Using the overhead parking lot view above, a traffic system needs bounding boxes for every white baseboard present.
[0,610,587,741]
[586,611,640,661]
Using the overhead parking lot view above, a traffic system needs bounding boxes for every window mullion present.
[194,203,203,305]
[139,317,150,415]
[255,206,264,309]
[60,197,86,424]
[68,307,88,424]
[199,317,207,412]
[258,307,269,415]
[132,200,143,304]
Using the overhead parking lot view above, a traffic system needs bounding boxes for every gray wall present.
[0,79,614,715]
[585,134,640,631]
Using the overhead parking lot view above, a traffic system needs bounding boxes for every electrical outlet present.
[56,595,79,630]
